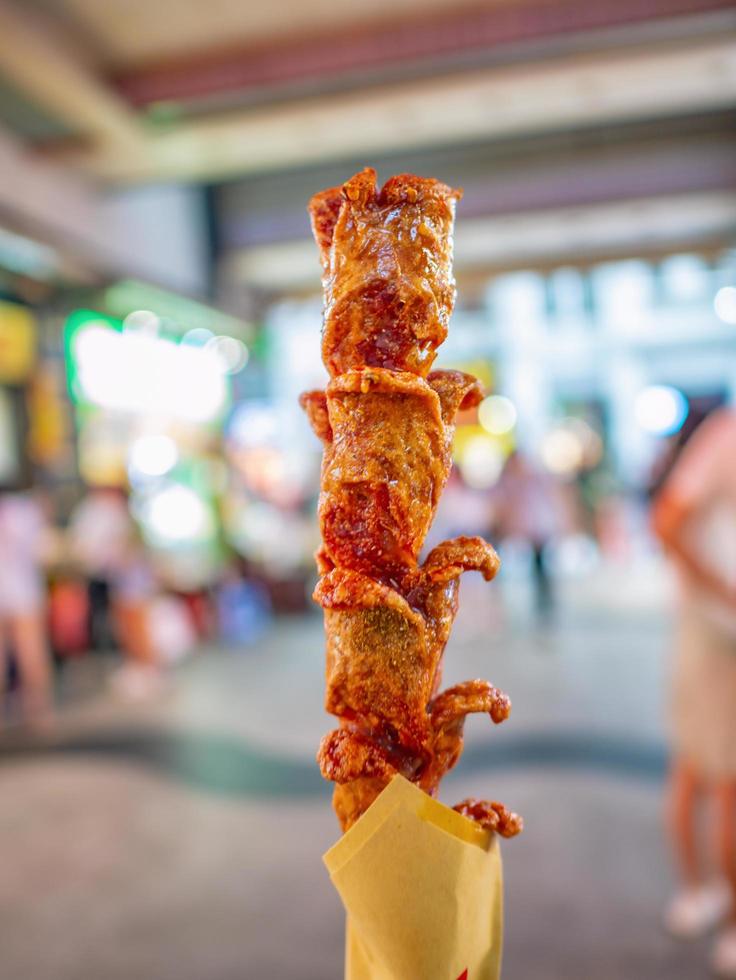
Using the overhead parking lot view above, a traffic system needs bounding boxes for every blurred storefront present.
[0,298,36,486]
[63,303,242,587]
[261,247,736,580]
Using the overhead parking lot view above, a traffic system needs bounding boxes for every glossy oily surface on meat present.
[303,369,484,581]
[310,168,461,377]
[302,168,522,837]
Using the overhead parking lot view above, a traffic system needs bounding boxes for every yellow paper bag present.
[324,776,503,980]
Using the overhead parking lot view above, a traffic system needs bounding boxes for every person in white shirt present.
[0,489,52,725]
[654,407,736,978]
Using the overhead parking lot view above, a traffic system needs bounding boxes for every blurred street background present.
[0,0,735,977]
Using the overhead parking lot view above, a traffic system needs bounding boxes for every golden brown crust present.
[319,670,516,832]
[308,185,343,272]
[313,542,507,820]
[318,728,400,785]
[403,537,500,697]
[452,799,524,838]
[421,535,501,585]
[304,169,520,836]
[299,390,332,444]
[314,566,423,621]
[427,369,484,425]
[333,778,387,831]
[421,680,511,794]
[311,369,481,580]
[318,369,444,577]
[309,167,462,377]
[315,568,432,752]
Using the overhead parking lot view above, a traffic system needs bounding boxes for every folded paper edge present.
[323,776,492,876]
[323,777,407,876]
[415,791,493,849]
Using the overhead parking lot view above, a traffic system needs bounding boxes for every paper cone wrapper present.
[324,776,503,980]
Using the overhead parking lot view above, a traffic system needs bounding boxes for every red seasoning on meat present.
[301,167,522,836]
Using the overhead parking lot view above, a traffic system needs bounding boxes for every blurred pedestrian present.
[68,486,130,650]
[654,407,736,977]
[69,487,162,699]
[0,487,53,726]
[493,450,567,617]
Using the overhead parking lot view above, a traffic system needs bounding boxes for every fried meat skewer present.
[303,168,521,836]
[300,369,483,580]
[310,168,461,377]
[314,538,515,832]
[314,537,500,758]
[318,678,518,833]
[453,800,524,839]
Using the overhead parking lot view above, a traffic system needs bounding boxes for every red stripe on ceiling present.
[113,0,736,107]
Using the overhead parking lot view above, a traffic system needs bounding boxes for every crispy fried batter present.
[422,680,511,794]
[404,537,500,697]
[303,169,521,836]
[315,568,432,753]
[333,779,388,832]
[298,390,331,444]
[428,369,484,424]
[313,369,482,579]
[318,728,400,784]
[421,535,501,584]
[319,369,445,577]
[319,728,426,831]
[310,168,462,377]
[308,186,344,272]
[430,679,511,729]
[314,541,502,757]
[452,800,524,838]
[313,541,508,829]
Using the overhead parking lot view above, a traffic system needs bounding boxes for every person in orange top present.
[653,407,736,978]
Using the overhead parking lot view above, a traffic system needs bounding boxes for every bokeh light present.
[128,434,178,478]
[714,286,736,325]
[73,323,228,422]
[181,327,215,347]
[634,385,688,436]
[206,335,249,374]
[227,402,279,448]
[564,417,604,468]
[478,395,517,436]
[458,434,506,489]
[542,427,584,474]
[123,309,160,335]
[143,484,213,543]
